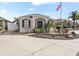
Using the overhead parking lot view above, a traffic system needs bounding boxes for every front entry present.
[35,18,45,28]
[37,21,43,28]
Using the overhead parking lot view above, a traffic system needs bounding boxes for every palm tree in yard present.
[68,11,77,29]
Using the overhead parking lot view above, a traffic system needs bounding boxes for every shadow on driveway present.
[76,51,79,56]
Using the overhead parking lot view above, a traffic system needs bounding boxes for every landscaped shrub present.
[63,25,68,28]
[40,28,45,33]
[63,25,72,28]
[33,28,40,33]
[33,28,45,33]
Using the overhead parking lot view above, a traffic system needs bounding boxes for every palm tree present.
[68,11,77,29]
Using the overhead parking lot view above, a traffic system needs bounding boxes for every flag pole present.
[60,2,62,21]
[60,2,63,34]
[56,2,63,33]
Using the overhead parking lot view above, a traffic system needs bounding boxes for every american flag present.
[56,2,61,11]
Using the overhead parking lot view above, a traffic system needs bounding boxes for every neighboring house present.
[0,16,18,32]
[63,20,73,27]
[54,19,65,25]
[0,17,8,31]
[54,19,73,26]
[15,14,51,33]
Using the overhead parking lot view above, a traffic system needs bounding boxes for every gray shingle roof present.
[16,14,50,18]
[0,16,13,23]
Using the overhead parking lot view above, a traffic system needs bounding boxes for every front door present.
[37,21,43,28]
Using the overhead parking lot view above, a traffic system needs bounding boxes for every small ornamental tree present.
[44,21,53,32]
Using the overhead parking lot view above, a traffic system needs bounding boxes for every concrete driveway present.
[0,35,79,56]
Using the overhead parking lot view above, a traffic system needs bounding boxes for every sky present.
[0,2,79,21]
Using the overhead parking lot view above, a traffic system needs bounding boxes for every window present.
[22,20,24,27]
[0,20,2,27]
[28,20,31,27]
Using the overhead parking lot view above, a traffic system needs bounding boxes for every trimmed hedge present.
[33,28,45,33]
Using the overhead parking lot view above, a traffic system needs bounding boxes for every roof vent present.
[29,16,32,18]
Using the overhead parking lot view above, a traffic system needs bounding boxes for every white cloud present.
[28,8,39,13]
[0,0,60,2]
[1,0,56,6]
[2,2,8,4]
[0,0,78,2]
[31,0,56,6]
[16,14,22,17]
[51,15,59,19]
[32,2,49,6]
[0,9,7,14]
[29,8,35,11]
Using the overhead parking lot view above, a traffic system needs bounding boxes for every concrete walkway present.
[0,35,79,56]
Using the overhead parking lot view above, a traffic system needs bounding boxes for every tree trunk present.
[73,20,75,29]
[76,20,77,28]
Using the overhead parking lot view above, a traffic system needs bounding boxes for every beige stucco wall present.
[2,20,6,30]
[0,20,6,31]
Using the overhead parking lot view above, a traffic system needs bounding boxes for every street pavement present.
[0,35,79,56]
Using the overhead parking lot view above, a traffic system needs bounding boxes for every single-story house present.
[0,14,74,33]
[15,14,51,33]
[0,16,18,32]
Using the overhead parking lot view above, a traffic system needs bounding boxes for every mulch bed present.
[28,33,79,40]
[1,31,79,40]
